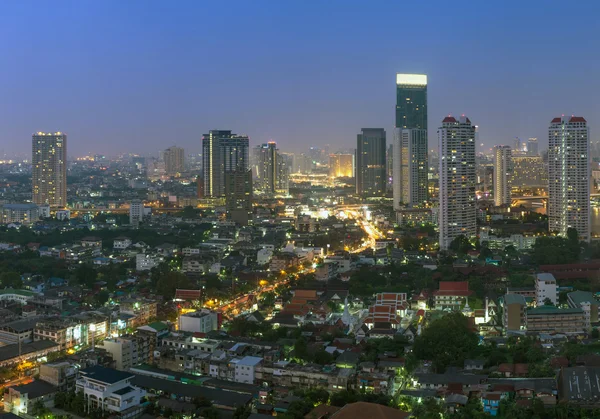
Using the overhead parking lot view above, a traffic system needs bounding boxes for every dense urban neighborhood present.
[2,148,600,419]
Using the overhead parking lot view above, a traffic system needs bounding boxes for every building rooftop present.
[331,402,410,419]
[568,290,596,307]
[80,366,134,384]
[527,306,583,316]
[535,273,556,283]
[236,356,263,367]
[11,380,56,399]
[504,293,527,306]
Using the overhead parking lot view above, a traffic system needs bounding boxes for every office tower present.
[356,128,386,197]
[548,116,590,241]
[527,138,539,156]
[438,116,476,250]
[393,129,428,209]
[277,152,291,195]
[329,154,354,178]
[386,144,394,186]
[163,146,184,175]
[202,131,249,197]
[394,74,428,209]
[493,145,512,207]
[32,132,67,208]
[395,74,427,129]
[511,156,547,188]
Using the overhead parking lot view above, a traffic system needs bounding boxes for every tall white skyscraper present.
[493,145,512,207]
[548,116,590,241]
[393,129,428,209]
[438,115,476,250]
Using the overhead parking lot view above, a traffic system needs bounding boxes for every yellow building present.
[329,154,354,178]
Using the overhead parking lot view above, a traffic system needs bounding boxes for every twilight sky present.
[1,1,599,157]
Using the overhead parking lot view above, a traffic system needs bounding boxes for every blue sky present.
[1,0,599,156]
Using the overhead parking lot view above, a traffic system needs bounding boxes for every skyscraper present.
[493,145,512,207]
[395,74,427,129]
[32,132,67,208]
[548,116,590,241]
[202,131,249,197]
[527,138,539,156]
[356,128,386,197]
[163,146,184,175]
[393,129,428,208]
[438,116,476,250]
[393,74,428,209]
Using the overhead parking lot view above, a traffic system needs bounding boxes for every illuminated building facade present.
[202,130,249,197]
[493,145,512,206]
[511,156,547,188]
[32,132,67,208]
[438,115,476,250]
[548,116,590,241]
[163,146,184,175]
[329,154,354,178]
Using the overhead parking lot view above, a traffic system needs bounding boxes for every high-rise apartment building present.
[163,146,184,175]
[548,116,590,241]
[438,116,476,250]
[329,154,354,178]
[393,74,428,209]
[493,145,512,207]
[356,128,386,197]
[511,156,547,188]
[393,129,428,208]
[252,142,289,195]
[527,138,539,156]
[32,132,67,208]
[202,131,249,197]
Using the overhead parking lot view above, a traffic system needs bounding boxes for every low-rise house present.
[113,237,132,250]
[464,359,485,371]
[5,381,57,415]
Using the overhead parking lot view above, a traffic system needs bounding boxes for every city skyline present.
[2,2,600,156]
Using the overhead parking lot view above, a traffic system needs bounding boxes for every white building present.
[178,310,219,334]
[393,128,428,209]
[256,247,273,265]
[438,115,477,250]
[548,116,590,241]
[135,253,163,272]
[0,204,40,225]
[129,200,143,227]
[113,237,132,250]
[493,145,512,207]
[234,356,262,384]
[535,273,558,306]
[76,366,145,416]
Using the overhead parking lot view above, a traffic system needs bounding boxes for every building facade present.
[0,204,40,225]
[393,128,428,209]
[493,145,512,207]
[32,132,67,208]
[202,130,249,197]
[329,154,354,178]
[548,116,590,241]
[394,73,428,210]
[356,128,386,197]
[163,146,184,175]
[438,116,477,250]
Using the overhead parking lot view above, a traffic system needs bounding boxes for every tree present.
[413,312,479,373]
[201,406,222,419]
[410,398,445,419]
[449,235,473,255]
[94,290,110,307]
[592,328,600,339]
[543,297,554,306]
[0,272,22,288]
[233,405,252,419]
